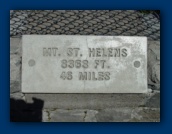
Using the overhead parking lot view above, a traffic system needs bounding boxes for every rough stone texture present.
[10,38,21,54]
[10,54,21,81]
[48,109,86,122]
[10,9,160,121]
[42,109,92,122]
[145,92,160,108]
[148,41,160,90]
[96,107,160,122]
[42,110,49,122]
[25,93,148,109]
[10,37,160,121]
[96,108,132,122]
[10,81,21,94]
[129,108,160,122]
[10,10,160,122]
[40,108,160,122]
[10,38,22,94]
[10,10,160,41]
[10,92,24,100]
[84,110,98,122]
[10,54,21,93]
[10,38,160,92]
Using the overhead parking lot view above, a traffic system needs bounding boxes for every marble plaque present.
[22,35,147,93]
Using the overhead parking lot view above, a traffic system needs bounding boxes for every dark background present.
[0,0,171,133]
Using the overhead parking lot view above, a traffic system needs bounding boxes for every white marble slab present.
[22,35,147,93]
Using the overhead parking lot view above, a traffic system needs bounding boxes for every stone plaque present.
[22,35,147,93]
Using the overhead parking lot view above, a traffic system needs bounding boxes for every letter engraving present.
[102,48,107,57]
[52,47,58,56]
[88,72,91,80]
[100,60,106,68]
[68,60,74,68]
[92,72,97,80]
[67,48,73,56]
[114,48,120,57]
[73,48,80,57]
[43,48,51,56]
[60,71,72,80]
[61,59,67,68]
[79,72,87,80]
[98,72,104,81]
[75,60,81,68]
[121,48,127,57]
[89,48,95,57]
[105,72,110,80]
[43,48,58,56]
[82,60,88,68]
[96,48,101,57]
[108,48,113,57]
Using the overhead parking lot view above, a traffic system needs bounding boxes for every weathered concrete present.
[41,107,160,122]
[25,93,148,109]
[10,54,21,93]
[10,81,21,93]
[10,38,22,88]
[10,92,24,100]
[10,38,159,92]
[22,35,147,93]
[96,108,132,122]
[46,109,86,122]
[10,54,21,82]
[145,93,160,108]
[84,110,98,122]
[10,38,21,54]
[10,37,160,122]
[96,107,160,122]
[148,41,160,90]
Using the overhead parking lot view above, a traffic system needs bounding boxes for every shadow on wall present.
[10,97,44,122]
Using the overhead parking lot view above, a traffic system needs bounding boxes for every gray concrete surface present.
[42,107,160,122]
[10,37,160,122]
[21,35,147,93]
[10,10,160,122]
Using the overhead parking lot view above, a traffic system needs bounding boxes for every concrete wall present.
[10,38,160,122]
